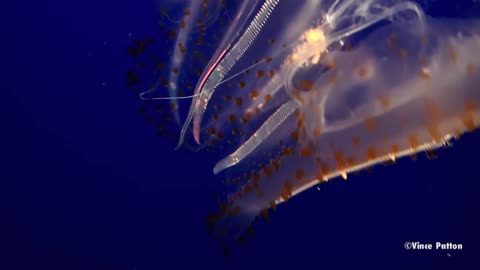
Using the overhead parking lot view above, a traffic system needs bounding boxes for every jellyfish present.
[167,0,480,241]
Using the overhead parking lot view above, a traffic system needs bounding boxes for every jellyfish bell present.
[129,0,480,247]
[194,0,480,242]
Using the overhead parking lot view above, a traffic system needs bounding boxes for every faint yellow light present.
[305,29,325,43]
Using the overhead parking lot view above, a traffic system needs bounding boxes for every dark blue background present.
[1,0,480,269]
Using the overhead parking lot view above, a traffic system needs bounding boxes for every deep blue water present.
[2,0,480,269]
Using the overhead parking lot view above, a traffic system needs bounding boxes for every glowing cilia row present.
[158,0,480,239]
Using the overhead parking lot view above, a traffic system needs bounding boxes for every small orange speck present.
[462,101,477,130]
[234,97,243,106]
[357,66,369,78]
[252,172,260,182]
[296,119,305,129]
[364,117,378,131]
[299,80,313,91]
[448,46,458,64]
[321,164,330,176]
[260,210,270,221]
[269,201,277,210]
[280,181,293,201]
[295,169,304,181]
[290,130,299,141]
[264,94,272,102]
[300,147,313,158]
[367,146,377,161]
[179,20,186,29]
[378,96,391,110]
[346,157,356,167]
[408,134,419,150]
[262,167,273,177]
[334,151,346,171]
[160,77,168,87]
[178,43,186,54]
[256,70,265,78]
[249,90,259,99]
[271,159,280,171]
[281,146,295,156]
[391,144,399,154]
[228,115,237,123]
[241,111,252,124]
[207,128,216,135]
[352,136,360,145]
[324,59,336,69]
[427,124,441,143]
[169,102,178,111]
[294,110,304,120]
[387,33,398,49]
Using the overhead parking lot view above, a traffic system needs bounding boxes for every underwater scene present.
[3,0,480,269]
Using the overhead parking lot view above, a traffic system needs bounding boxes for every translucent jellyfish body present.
[179,1,480,240]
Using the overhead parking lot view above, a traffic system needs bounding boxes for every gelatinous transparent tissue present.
[147,0,480,241]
